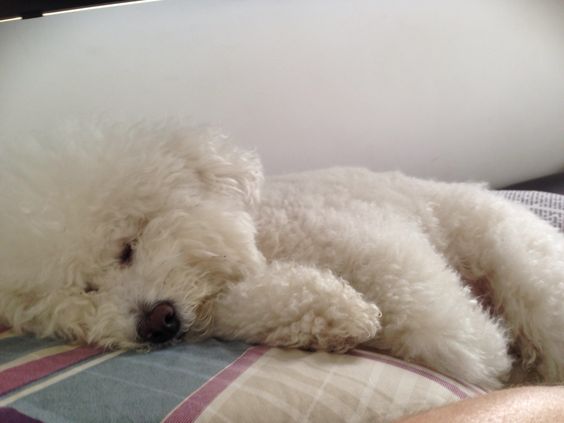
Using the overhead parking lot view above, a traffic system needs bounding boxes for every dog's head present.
[0,121,265,348]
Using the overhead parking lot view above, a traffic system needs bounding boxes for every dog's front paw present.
[311,303,382,353]
[214,261,382,353]
[266,268,383,353]
[266,300,382,353]
[310,331,373,354]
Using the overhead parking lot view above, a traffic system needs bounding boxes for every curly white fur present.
[1,122,564,390]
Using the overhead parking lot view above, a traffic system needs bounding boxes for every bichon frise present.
[1,122,563,390]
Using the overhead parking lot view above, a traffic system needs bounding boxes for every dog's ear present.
[42,120,264,210]
[192,131,263,210]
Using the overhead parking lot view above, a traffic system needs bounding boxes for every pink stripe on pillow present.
[354,349,488,395]
[350,350,476,399]
[163,345,268,423]
[0,346,103,396]
[0,407,43,423]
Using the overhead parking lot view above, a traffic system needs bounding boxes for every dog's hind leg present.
[348,226,513,390]
[432,186,564,384]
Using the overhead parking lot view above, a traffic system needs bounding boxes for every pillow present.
[166,347,485,423]
[0,328,483,423]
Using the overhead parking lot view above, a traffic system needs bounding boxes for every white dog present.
[1,122,563,390]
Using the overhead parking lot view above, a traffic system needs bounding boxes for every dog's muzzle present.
[137,301,181,344]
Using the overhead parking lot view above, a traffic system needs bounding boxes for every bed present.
[1,189,563,423]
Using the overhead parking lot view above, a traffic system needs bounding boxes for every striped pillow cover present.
[0,327,482,423]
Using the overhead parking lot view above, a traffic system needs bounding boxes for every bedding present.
[1,190,562,423]
[0,334,483,423]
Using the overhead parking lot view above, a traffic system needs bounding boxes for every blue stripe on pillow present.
[8,339,249,423]
[0,335,63,367]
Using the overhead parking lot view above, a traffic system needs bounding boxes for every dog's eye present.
[84,282,99,293]
[118,242,135,266]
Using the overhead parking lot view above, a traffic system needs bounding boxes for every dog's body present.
[1,123,563,390]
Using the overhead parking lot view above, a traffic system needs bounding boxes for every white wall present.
[1,0,563,186]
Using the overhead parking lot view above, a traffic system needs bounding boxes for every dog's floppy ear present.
[192,130,263,210]
[52,119,263,210]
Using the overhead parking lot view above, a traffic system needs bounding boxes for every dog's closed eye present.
[84,282,98,293]
[119,242,135,266]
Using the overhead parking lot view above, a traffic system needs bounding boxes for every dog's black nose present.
[138,301,180,344]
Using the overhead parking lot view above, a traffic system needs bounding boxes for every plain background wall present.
[1,0,563,186]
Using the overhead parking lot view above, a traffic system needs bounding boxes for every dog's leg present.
[351,228,512,390]
[211,261,381,353]
[432,187,564,384]
[362,252,512,390]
